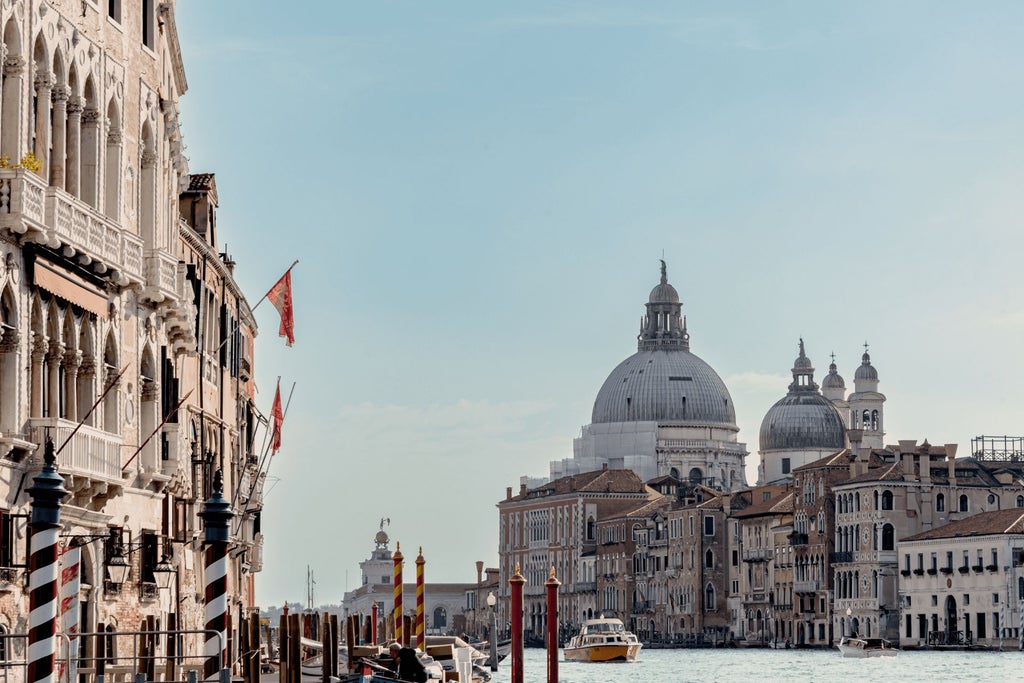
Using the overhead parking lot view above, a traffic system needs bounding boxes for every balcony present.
[913,568,924,576]
[141,250,182,305]
[632,600,653,614]
[940,567,953,575]
[793,580,820,594]
[789,532,808,546]
[574,581,596,593]
[743,548,772,562]
[29,417,124,502]
[0,169,144,286]
[829,551,853,564]
[958,566,969,575]
[971,564,984,573]
[926,568,937,576]
[986,564,999,572]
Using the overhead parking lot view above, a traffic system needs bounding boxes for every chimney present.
[945,443,958,481]
[475,561,484,585]
[848,429,864,476]
[918,443,931,484]
[899,440,917,482]
[506,487,512,501]
[520,483,527,496]
[602,462,609,471]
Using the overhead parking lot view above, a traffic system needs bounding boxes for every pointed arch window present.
[704,583,716,610]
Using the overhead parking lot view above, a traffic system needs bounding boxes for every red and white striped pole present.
[27,438,68,683]
[60,540,82,683]
[415,548,425,651]
[200,470,234,681]
[393,543,404,645]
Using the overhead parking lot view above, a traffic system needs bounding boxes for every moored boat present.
[837,636,898,658]
[563,617,642,663]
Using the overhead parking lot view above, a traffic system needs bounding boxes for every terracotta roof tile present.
[903,508,1024,541]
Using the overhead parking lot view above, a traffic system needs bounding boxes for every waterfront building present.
[833,437,1024,643]
[550,262,748,491]
[899,508,1024,648]
[0,0,265,672]
[497,466,655,642]
[342,527,475,637]
[730,484,792,644]
[462,561,500,640]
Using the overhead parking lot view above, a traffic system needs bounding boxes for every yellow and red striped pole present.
[393,543,404,645]
[416,548,425,651]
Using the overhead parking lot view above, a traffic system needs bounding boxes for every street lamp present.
[486,592,498,672]
[107,550,131,586]
[153,554,175,592]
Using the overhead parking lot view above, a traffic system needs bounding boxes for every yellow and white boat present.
[563,617,642,663]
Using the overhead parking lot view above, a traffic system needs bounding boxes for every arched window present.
[140,121,157,246]
[873,490,879,510]
[704,583,716,610]
[102,332,118,433]
[862,410,871,428]
[1,19,24,161]
[1019,576,1024,601]
[0,623,6,662]
[104,98,122,219]
[1017,496,1024,508]
[881,491,893,510]
[855,494,860,512]
[871,409,879,430]
[586,516,595,541]
[959,495,969,513]
[881,524,895,551]
[80,76,99,207]
[689,468,703,484]
[433,607,447,629]
[936,493,945,512]
[705,549,714,569]
[0,287,18,432]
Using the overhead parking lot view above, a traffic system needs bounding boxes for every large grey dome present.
[759,393,846,452]
[592,349,737,425]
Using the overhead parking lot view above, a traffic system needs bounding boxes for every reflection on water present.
[489,646,1023,683]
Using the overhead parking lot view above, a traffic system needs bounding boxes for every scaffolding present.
[971,436,1024,462]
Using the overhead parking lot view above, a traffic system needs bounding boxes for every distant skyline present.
[175,2,1024,607]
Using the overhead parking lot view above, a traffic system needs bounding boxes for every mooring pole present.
[509,564,525,683]
[393,543,404,645]
[545,567,561,683]
[200,470,234,681]
[416,548,426,651]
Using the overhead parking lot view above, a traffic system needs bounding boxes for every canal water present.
[489,647,1023,682]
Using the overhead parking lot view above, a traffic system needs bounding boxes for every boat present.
[836,636,898,658]
[563,617,642,663]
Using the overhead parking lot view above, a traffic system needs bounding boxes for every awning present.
[33,258,108,317]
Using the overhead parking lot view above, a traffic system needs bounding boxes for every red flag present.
[271,383,283,454]
[266,268,295,346]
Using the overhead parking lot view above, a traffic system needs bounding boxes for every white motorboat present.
[564,617,642,663]
[837,636,898,658]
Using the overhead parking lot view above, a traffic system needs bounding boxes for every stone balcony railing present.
[793,579,820,594]
[29,417,124,491]
[743,547,772,562]
[0,169,146,286]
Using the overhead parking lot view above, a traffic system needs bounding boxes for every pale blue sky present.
[176,2,1024,607]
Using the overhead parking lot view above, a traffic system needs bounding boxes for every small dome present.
[759,393,847,452]
[792,338,813,370]
[649,281,680,303]
[374,530,389,545]
[822,359,845,389]
[855,351,878,381]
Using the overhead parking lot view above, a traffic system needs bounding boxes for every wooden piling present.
[344,614,355,673]
[330,614,339,676]
[250,612,261,683]
[278,615,288,683]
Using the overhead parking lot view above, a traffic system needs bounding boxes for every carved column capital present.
[3,55,25,77]
[141,149,157,168]
[82,108,101,125]
[64,349,82,370]
[67,96,84,115]
[46,340,65,363]
[31,335,48,359]
[34,71,54,92]
[0,328,19,353]
[78,357,96,378]
[107,128,123,146]
[51,85,70,104]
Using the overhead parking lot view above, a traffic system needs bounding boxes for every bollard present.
[415,548,425,651]
[393,543,404,645]
[27,438,68,683]
[200,470,234,681]
[545,567,561,683]
[509,564,525,683]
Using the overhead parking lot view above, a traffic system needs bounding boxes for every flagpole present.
[121,390,194,471]
[249,259,299,313]
[233,381,296,534]
[211,259,299,358]
[55,364,130,456]
[229,376,279,510]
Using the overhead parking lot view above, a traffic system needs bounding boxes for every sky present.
[173,2,1024,608]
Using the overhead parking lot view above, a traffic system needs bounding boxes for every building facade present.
[0,0,265,675]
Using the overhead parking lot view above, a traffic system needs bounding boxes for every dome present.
[591,349,737,425]
[855,351,878,381]
[759,393,846,452]
[822,358,845,389]
[649,281,679,303]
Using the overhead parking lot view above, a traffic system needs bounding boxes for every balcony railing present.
[574,581,596,593]
[793,580,820,594]
[829,551,853,564]
[743,547,772,562]
[29,417,123,482]
[0,169,146,285]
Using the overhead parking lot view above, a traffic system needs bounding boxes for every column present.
[62,350,80,423]
[33,71,53,177]
[50,85,68,189]
[1,55,24,160]
[30,334,46,418]
[76,357,95,426]
[104,126,122,219]
[65,97,81,196]
[80,108,99,207]
[46,341,63,419]
[26,438,69,683]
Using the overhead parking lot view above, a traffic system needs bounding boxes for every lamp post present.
[486,592,497,672]
[153,554,178,675]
